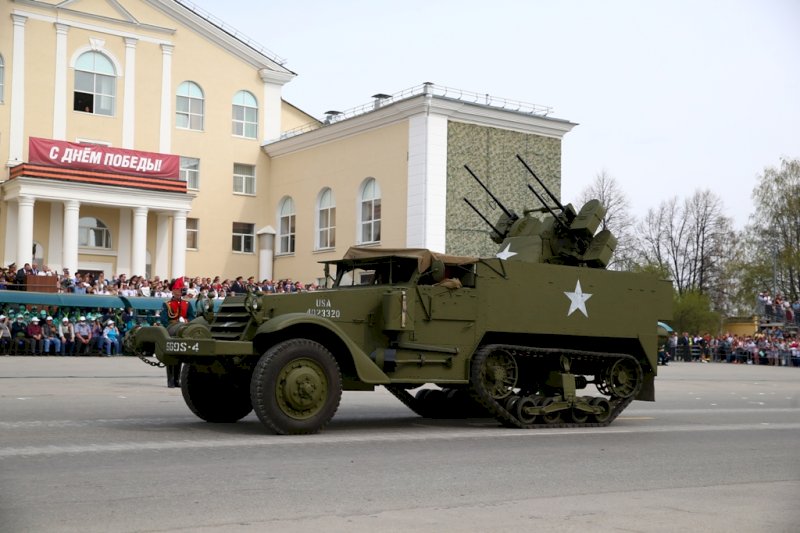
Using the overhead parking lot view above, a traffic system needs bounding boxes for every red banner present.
[28,137,180,180]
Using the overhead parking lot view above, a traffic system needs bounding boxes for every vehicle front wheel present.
[181,365,253,423]
[250,339,342,435]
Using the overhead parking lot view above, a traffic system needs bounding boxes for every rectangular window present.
[232,222,254,253]
[318,206,336,249]
[279,214,295,254]
[186,218,199,250]
[233,163,256,195]
[180,157,200,190]
[361,199,381,243]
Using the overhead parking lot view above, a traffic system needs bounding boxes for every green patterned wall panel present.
[446,122,563,256]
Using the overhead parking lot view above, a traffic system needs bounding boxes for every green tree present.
[748,157,800,301]
[671,290,721,335]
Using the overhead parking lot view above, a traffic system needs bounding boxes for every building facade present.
[0,0,575,285]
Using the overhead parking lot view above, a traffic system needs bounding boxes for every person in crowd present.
[73,316,92,355]
[59,317,75,355]
[102,320,120,356]
[27,316,43,355]
[11,315,29,354]
[160,277,195,387]
[15,263,30,290]
[229,276,246,295]
[0,315,11,354]
[90,318,104,353]
[42,316,62,355]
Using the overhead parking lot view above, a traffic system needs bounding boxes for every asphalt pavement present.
[1,357,798,532]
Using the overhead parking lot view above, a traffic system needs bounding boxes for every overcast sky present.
[186,0,799,229]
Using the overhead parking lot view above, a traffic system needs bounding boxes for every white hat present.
[79,316,86,321]
[107,320,114,325]
[46,316,53,321]
[0,315,5,320]
[62,317,69,322]
[32,317,39,322]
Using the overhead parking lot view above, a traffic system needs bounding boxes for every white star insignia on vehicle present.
[564,280,592,317]
[495,244,517,261]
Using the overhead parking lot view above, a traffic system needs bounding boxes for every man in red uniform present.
[160,277,195,387]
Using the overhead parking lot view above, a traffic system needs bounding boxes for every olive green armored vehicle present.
[128,156,672,434]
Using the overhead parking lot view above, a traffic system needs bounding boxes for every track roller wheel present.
[589,397,612,423]
[569,396,592,424]
[516,396,539,425]
[541,397,562,424]
[505,395,521,413]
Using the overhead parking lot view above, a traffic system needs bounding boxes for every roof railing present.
[173,0,287,65]
[273,83,554,142]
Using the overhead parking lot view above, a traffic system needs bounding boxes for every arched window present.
[277,197,295,255]
[79,217,112,249]
[0,54,5,103]
[359,178,381,244]
[316,188,336,250]
[232,90,258,138]
[73,51,116,115]
[176,81,204,130]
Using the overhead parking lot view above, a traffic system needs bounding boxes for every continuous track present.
[387,344,643,429]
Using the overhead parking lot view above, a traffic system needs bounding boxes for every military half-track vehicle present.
[128,155,672,434]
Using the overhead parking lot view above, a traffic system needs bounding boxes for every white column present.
[48,202,64,271]
[131,206,148,277]
[170,210,187,278]
[258,69,294,142]
[257,227,275,282]
[122,37,137,149]
[16,196,35,266]
[52,23,69,140]
[159,44,174,153]
[8,14,28,165]
[155,213,170,280]
[117,208,132,275]
[63,200,80,273]
[4,201,19,266]
[406,113,448,252]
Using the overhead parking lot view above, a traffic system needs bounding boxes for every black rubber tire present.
[250,339,342,435]
[181,365,253,423]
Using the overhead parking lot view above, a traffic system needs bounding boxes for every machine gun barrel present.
[464,165,517,221]
[463,197,506,238]
[516,154,565,212]
[526,184,570,231]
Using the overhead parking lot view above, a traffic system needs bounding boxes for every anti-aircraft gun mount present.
[127,157,672,435]
[463,154,617,268]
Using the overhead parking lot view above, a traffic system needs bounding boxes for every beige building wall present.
[0,0,302,280]
[269,121,410,283]
[0,1,573,288]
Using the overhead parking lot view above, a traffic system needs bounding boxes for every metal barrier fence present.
[669,344,800,366]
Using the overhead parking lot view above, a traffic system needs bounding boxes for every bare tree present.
[634,190,731,297]
[579,170,635,270]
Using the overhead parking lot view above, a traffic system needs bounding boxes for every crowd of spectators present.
[664,329,800,367]
[0,262,321,297]
[0,308,126,356]
[2,262,800,368]
[756,291,800,326]
[0,262,324,357]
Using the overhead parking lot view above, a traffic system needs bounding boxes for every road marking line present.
[2,422,800,459]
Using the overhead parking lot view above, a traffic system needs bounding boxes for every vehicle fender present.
[255,313,391,384]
